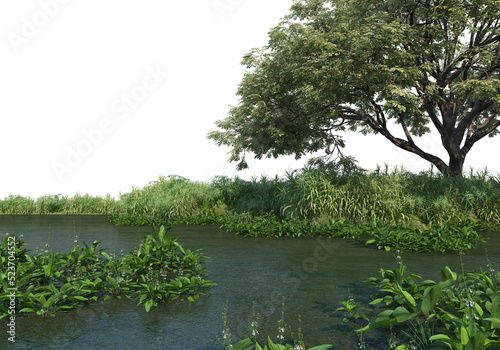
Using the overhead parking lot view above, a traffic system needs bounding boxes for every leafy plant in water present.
[357,257,500,349]
[0,226,214,318]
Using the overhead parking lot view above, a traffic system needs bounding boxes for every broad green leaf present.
[267,337,283,350]
[393,306,419,323]
[145,299,153,313]
[232,337,256,350]
[308,346,333,350]
[460,326,469,346]
[441,266,457,282]
[422,283,443,316]
[401,290,416,307]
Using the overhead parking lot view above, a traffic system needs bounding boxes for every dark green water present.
[1,215,499,349]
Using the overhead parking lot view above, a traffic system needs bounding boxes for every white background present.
[1,0,499,199]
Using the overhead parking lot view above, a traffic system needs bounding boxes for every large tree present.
[208,0,500,176]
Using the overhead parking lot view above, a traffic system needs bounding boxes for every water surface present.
[1,216,499,349]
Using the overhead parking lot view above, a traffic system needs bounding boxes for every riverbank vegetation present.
[0,226,213,319]
[1,165,499,253]
[335,254,500,349]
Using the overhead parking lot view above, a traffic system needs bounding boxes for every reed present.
[1,165,499,229]
[277,165,500,227]
[0,193,120,215]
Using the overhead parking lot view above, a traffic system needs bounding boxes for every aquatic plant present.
[365,217,488,254]
[216,298,332,350]
[0,226,213,318]
[348,258,500,348]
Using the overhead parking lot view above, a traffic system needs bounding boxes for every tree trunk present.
[447,154,465,177]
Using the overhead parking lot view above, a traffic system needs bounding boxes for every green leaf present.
[106,275,118,289]
[232,337,256,350]
[401,290,416,308]
[460,325,469,346]
[441,266,457,282]
[266,337,284,350]
[19,308,36,313]
[308,345,333,350]
[393,306,419,323]
[422,283,443,316]
[429,334,451,341]
[144,299,153,312]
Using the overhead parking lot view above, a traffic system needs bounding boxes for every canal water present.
[1,215,499,349]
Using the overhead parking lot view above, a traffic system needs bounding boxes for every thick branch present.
[462,112,500,154]
[455,100,494,142]
[329,105,448,172]
[399,114,415,145]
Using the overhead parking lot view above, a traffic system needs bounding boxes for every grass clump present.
[119,175,223,220]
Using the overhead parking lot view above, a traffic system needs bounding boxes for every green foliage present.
[110,166,500,229]
[365,218,487,254]
[357,259,500,349]
[0,193,119,215]
[335,296,370,324]
[119,175,223,219]
[64,193,120,214]
[35,195,67,214]
[0,226,213,318]
[217,298,332,350]
[2,166,500,253]
[209,0,500,176]
[212,175,282,216]
[230,337,332,350]
[0,195,35,214]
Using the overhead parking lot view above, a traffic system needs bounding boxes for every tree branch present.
[455,100,494,143]
[462,111,500,154]
[399,114,415,145]
[328,105,448,172]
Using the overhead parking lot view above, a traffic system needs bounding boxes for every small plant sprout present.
[277,296,287,343]
[249,301,260,338]
[217,302,233,349]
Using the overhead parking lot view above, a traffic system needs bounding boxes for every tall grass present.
[1,166,499,228]
[0,193,120,215]
[278,165,500,227]
[211,175,282,216]
[119,175,222,219]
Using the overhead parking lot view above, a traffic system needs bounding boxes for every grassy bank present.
[1,165,499,253]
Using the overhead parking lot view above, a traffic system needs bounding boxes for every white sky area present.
[1,0,499,199]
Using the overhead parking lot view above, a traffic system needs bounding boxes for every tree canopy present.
[208,0,500,176]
